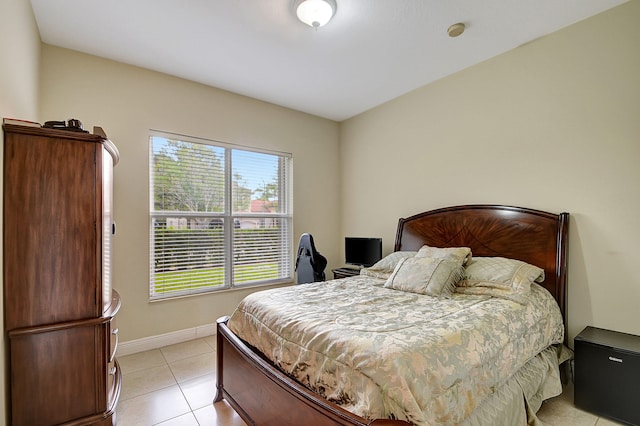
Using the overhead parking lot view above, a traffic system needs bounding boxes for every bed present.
[214,204,570,425]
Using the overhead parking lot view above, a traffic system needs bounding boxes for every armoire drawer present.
[107,358,122,410]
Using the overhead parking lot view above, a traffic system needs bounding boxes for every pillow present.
[384,256,464,297]
[455,257,545,304]
[360,251,416,279]
[415,245,472,265]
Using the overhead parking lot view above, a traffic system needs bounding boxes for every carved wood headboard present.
[394,205,569,323]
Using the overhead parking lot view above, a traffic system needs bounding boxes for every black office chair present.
[295,233,327,284]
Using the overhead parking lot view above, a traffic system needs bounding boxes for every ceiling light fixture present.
[295,0,337,29]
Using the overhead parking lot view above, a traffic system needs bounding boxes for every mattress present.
[228,275,565,425]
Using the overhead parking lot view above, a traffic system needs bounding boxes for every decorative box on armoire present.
[3,122,121,426]
[574,326,640,426]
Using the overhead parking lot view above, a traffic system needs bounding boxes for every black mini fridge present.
[574,326,640,425]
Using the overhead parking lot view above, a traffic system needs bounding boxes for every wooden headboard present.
[394,205,569,322]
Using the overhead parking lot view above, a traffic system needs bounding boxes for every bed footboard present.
[214,317,410,426]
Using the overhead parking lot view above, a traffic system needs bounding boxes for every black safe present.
[574,326,640,425]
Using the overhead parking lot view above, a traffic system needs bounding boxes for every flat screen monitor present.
[345,237,382,267]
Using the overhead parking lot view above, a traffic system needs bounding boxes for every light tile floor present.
[537,381,624,426]
[117,337,623,425]
[116,336,246,426]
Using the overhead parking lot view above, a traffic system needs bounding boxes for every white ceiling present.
[30,0,627,121]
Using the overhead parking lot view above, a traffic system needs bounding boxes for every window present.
[149,132,292,300]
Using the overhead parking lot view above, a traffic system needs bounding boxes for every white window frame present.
[149,130,293,300]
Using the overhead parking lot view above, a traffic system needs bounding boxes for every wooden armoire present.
[3,122,122,425]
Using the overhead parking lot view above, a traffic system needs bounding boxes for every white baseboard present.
[118,324,216,356]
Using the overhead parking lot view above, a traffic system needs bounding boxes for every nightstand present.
[574,326,640,425]
[332,267,360,279]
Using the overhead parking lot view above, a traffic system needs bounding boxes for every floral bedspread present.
[227,276,564,425]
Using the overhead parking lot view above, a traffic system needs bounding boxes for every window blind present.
[149,133,292,300]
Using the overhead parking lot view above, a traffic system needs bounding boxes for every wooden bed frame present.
[214,205,569,426]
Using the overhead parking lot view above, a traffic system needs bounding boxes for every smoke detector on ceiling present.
[448,23,466,37]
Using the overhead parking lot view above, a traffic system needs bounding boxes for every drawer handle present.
[109,366,117,376]
[110,328,119,362]
[608,356,623,363]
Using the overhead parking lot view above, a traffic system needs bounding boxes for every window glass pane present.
[233,217,292,285]
[151,216,226,297]
[232,149,284,214]
[151,137,225,212]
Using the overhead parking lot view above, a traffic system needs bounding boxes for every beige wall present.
[38,46,341,342]
[340,1,640,345]
[0,1,41,423]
